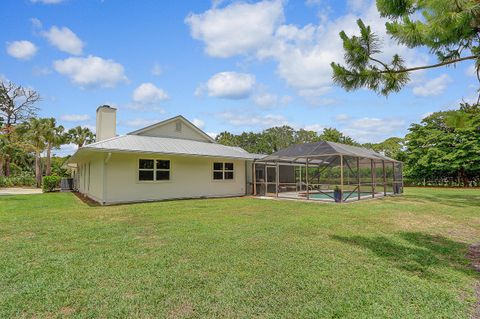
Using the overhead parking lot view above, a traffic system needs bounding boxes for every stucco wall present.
[103,152,246,204]
[76,153,104,203]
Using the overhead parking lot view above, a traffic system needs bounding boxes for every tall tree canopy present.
[404,103,480,186]
[216,126,358,154]
[67,126,95,148]
[331,0,479,97]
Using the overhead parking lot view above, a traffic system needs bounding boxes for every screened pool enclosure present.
[253,141,403,203]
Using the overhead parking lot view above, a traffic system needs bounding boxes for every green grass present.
[0,188,479,318]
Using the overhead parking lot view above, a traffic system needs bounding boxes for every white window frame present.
[212,162,234,181]
[137,158,171,183]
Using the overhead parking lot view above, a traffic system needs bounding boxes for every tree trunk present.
[0,156,4,177]
[46,145,52,176]
[35,153,42,188]
[5,156,11,177]
[459,167,469,187]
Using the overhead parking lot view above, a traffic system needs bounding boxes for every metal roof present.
[67,135,264,163]
[259,140,400,162]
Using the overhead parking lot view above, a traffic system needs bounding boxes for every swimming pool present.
[307,192,375,200]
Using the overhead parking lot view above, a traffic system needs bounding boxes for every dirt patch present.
[73,192,100,207]
[168,302,195,319]
[467,243,480,319]
[59,306,75,316]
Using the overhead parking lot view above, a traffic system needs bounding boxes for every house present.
[66,106,261,205]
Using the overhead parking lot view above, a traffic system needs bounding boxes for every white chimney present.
[96,105,116,142]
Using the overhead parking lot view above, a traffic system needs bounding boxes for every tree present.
[17,118,47,187]
[262,126,295,153]
[43,118,66,176]
[0,80,40,176]
[0,133,6,177]
[331,1,479,97]
[404,104,480,186]
[319,128,358,145]
[363,137,406,161]
[67,126,95,148]
[294,129,319,144]
[215,131,238,147]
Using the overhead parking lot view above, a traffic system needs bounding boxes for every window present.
[213,162,234,180]
[139,159,170,181]
[175,121,182,132]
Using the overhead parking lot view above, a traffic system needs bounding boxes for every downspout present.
[102,152,112,205]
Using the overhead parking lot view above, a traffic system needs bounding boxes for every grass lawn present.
[1,188,479,318]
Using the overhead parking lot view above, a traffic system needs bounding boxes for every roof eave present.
[69,146,258,161]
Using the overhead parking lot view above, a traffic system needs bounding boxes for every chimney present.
[96,105,116,142]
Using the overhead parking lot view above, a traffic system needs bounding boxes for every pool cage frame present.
[253,141,403,203]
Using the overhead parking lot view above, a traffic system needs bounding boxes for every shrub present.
[42,175,61,193]
[0,174,36,188]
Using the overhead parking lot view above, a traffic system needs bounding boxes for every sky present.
[1,0,477,155]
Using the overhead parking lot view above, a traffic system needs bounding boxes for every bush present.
[0,173,36,188]
[42,175,61,193]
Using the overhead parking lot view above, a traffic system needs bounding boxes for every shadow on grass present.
[404,192,480,208]
[331,232,476,280]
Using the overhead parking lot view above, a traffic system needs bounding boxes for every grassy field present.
[0,188,479,318]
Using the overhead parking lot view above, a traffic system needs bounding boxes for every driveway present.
[0,188,42,195]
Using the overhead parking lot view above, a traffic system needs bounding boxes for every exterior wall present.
[103,152,246,204]
[135,119,211,142]
[76,153,105,203]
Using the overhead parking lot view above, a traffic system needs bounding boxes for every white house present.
[67,106,260,205]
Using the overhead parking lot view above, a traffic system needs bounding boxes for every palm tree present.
[68,126,95,148]
[17,118,47,187]
[43,118,66,176]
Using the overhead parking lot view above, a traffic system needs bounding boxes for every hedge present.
[42,176,62,193]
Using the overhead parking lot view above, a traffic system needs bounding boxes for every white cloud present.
[200,72,256,99]
[31,0,64,3]
[32,66,52,76]
[466,64,477,77]
[412,74,450,97]
[191,118,205,129]
[53,55,127,88]
[335,114,350,122]
[185,0,284,58]
[151,62,162,76]
[305,0,322,6]
[6,41,38,60]
[42,26,84,55]
[342,117,405,143]
[132,83,169,104]
[187,1,429,100]
[207,132,218,139]
[124,118,160,128]
[219,112,289,127]
[252,91,291,108]
[347,0,370,12]
[55,143,78,156]
[303,124,323,132]
[31,18,42,29]
[60,114,90,122]
[421,112,433,119]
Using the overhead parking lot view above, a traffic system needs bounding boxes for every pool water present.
[308,192,374,200]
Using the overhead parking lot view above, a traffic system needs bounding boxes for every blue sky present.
[1,0,477,155]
